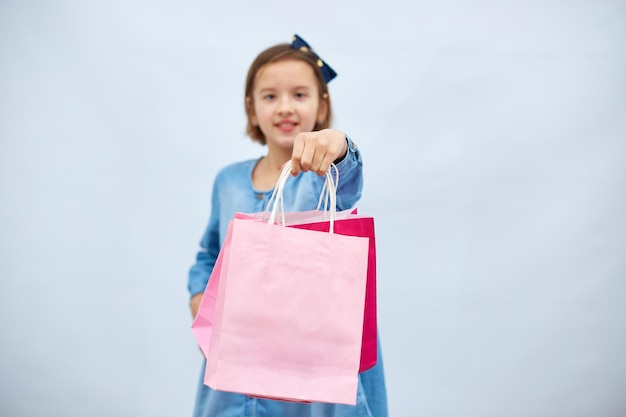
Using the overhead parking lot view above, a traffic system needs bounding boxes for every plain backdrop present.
[1,1,625,416]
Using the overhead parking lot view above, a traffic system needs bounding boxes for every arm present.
[333,134,362,210]
[187,180,222,318]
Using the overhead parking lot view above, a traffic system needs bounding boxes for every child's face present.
[249,59,328,150]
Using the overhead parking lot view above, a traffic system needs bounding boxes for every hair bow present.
[291,34,337,83]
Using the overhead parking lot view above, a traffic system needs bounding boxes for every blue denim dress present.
[188,138,388,417]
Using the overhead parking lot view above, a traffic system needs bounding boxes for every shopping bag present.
[227,173,378,372]
[197,163,370,404]
[191,225,230,360]
[189,210,360,360]
[290,216,377,373]
[192,171,378,373]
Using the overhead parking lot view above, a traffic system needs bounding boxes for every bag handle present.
[315,164,339,212]
[266,162,339,233]
[265,164,339,214]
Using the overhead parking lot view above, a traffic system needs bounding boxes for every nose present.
[276,96,294,114]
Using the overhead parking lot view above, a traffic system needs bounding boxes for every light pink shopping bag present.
[204,217,369,404]
[192,210,378,374]
[190,224,232,359]
[191,162,371,404]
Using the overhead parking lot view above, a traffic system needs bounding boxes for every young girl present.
[187,35,388,417]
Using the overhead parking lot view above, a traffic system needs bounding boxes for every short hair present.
[244,43,333,144]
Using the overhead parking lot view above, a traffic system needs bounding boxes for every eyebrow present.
[257,86,312,93]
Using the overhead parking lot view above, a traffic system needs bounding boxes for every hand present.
[190,293,206,355]
[290,129,348,176]
[190,293,203,318]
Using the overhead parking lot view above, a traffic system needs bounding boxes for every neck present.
[263,147,291,171]
[252,152,290,191]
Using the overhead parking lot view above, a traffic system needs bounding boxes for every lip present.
[275,119,298,133]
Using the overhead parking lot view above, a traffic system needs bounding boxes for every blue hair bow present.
[291,34,337,83]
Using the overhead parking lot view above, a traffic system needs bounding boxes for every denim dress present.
[188,138,388,417]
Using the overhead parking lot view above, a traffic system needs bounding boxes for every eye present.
[263,94,276,101]
[295,92,308,99]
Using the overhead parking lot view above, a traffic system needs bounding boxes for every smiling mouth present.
[276,121,297,132]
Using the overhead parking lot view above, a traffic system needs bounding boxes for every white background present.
[1,1,625,416]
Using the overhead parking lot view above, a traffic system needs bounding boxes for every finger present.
[296,134,316,174]
[315,154,335,176]
[310,149,329,176]
[305,132,331,175]
[291,134,305,176]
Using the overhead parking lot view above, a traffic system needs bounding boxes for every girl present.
[188,35,388,417]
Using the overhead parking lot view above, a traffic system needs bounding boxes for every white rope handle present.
[264,164,339,214]
[315,163,339,212]
[267,162,338,233]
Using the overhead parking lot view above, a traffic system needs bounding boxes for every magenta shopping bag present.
[241,207,378,373]
[290,216,377,373]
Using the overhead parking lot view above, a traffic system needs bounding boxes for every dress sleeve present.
[187,177,222,297]
[333,135,364,211]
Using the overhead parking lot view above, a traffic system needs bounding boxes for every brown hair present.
[244,43,333,144]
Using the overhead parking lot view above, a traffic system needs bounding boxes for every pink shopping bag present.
[204,217,369,404]
[192,162,370,404]
[191,226,231,360]
[193,210,378,373]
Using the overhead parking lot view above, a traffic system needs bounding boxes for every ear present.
[246,96,258,126]
[317,93,329,124]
